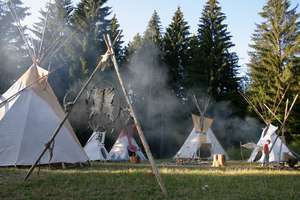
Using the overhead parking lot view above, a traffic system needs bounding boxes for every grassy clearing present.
[0,162,299,200]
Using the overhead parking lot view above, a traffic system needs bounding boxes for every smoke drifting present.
[65,40,263,159]
[209,101,262,147]
[120,42,263,158]
[124,43,177,119]
[122,42,192,157]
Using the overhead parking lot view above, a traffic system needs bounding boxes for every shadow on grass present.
[0,165,300,200]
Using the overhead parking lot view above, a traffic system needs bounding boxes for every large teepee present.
[84,131,110,161]
[248,124,295,162]
[109,128,146,161]
[0,65,89,166]
[175,114,228,160]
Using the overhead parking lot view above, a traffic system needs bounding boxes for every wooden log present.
[212,154,219,167]
[212,154,225,167]
[218,154,225,166]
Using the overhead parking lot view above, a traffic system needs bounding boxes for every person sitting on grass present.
[262,139,271,167]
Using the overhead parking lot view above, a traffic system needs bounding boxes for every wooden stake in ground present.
[104,34,168,196]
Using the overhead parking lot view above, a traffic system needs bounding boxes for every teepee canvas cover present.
[109,129,146,161]
[0,65,88,166]
[84,132,110,161]
[175,114,228,159]
[248,124,294,163]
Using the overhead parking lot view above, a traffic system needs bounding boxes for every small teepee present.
[239,88,298,163]
[109,126,146,161]
[248,124,295,162]
[175,95,228,160]
[0,65,89,166]
[83,113,110,161]
[84,131,110,161]
[175,114,228,160]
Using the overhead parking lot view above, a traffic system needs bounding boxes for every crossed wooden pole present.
[264,94,299,153]
[24,34,167,196]
[0,63,69,110]
[239,89,299,161]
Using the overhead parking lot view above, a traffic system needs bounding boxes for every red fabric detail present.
[263,143,269,154]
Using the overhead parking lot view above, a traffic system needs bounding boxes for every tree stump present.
[212,154,225,167]
[218,154,226,166]
[212,154,219,167]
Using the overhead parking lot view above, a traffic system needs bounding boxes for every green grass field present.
[0,162,299,200]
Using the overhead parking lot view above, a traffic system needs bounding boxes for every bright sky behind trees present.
[23,0,300,69]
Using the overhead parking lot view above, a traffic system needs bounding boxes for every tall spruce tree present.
[186,34,203,88]
[248,0,300,134]
[124,9,163,63]
[163,7,190,99]
[141,10,164,100]
[190,0,240,100]
[144,10,162,47]
[0,0,29,93]
[69,0,111,81]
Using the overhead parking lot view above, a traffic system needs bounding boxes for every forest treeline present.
[0,0,299,157]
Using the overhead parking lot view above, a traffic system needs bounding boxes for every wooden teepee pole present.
[0,65,66,109]
[268,94,298,153]
[24,52,111,181]
[104,34,167,196]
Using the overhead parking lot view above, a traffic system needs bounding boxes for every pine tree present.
[163,7,190,99]
[193,0,240,99]
[108,14,124,65]
[124,10,162,63]
[0,0,30,93]
[123,33,143,64]
[248,0,300,134]
[70,0,111,80]
[144,10,162,47]
[186,34,205,88]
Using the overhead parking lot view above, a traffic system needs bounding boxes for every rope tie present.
[44,140,55,163]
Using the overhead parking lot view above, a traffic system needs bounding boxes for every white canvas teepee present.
[175,114,228,160]
[0,65,89,166]
[84,131,110,161]
[248,124,295,163]
[109,129,146,161]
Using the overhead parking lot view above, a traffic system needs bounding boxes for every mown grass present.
[0,162,299,200]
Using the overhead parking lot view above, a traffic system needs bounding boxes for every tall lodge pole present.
[105,34,168,196]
